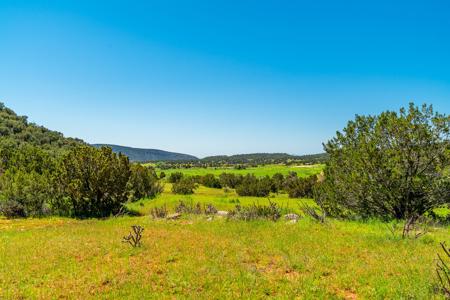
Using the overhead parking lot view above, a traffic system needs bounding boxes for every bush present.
[175,200,202,214]
[228,201,281,221]
[271,173,284,192]
[150,205,168,219]
[172,177,196,195]
[284,174,317,198]
[168,172,183,183]
[236,174,272,197]
[0,169,53,217]
[219,173,243,188]
[0,200,26,218]
[53,146,131,218]
[320,103,450,220]
[201,174,221,188]
[127,164,163,201]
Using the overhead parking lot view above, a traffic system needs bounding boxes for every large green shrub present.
[53,146,131,218]
[127,164,163,201]
[172,177,196,195]
[236,174,272,197]
[319,103,450,220]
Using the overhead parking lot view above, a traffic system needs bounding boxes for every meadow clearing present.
[1,164,449,299]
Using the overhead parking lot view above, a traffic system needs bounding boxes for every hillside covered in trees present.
[92,144,198,162]
[0,103,84,154]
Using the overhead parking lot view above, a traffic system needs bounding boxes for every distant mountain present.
[92,144,198,162]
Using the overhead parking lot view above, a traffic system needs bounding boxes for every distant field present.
[127,184,314,216]
[1,216,448,299]
[155,164,324,178]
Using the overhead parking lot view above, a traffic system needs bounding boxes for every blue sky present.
[1,1,449,157]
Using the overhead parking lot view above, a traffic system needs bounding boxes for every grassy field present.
[127,184,314,216]
[1,216,448,299]
[1,165,448,299]
[155,164,324,178]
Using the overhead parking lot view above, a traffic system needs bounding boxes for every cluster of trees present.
[0,144,162,218]
[155,153,328,169]
[166,170,318,198]
[318,103,450,223]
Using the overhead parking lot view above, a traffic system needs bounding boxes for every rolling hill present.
[92,144,198,162]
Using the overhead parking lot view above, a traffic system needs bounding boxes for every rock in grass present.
[216,211,229,217]
[284,213,300,221]
[166,213,181,220]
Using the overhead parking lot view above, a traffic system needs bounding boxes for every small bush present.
[201,174,222,188]
[150,205,168,219]
[219,173,243,188]
[284,174,317,198]
[175,200,202,214]
[0,200,26,218]
[172,177,196,195]
[236,174,272,197]
[122,225,144,248]
[127,164,163,201]
[168,172,183,183]
[228,201,281,221]
[204,203,218,215]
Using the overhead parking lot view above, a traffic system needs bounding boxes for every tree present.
[127,164,163,201]
[320,103,450,221]
[168,172,183,183]
[53,146,131,218]
[201,174,222,188]
[172,177,196,195]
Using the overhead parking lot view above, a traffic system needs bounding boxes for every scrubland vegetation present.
[1,102,449,299]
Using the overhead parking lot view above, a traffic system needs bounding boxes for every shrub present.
[168,172,183,183]
[228,201,281,221]
[122,225,144,248]
[284,174,317,198]
[271,173,284,192]
[219,173,243,188]
[201,174,221,188]
[204,203,218,215]
[172,177,196,195]
[175,200,202,214]
[53,146,131,218]
[127,164,163,201]
[236,174,272,197]
[320,103,450,221]
[0,200,26,218]
[0,169,52,217]
[150,205,168,219]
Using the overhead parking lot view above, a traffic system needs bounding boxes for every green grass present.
[156,164,324,178]
[1,166,448,299]
[1,216,448,299]
[127,184,314,216]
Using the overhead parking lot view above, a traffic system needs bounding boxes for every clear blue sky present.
[1,0,449,157]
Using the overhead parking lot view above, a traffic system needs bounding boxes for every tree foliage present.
[53,146,131,218]
[320,103,450,220]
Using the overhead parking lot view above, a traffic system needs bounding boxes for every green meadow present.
[155,164,325,178]
[1,215,448,299]
[1,163,449,299]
